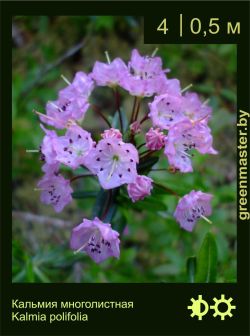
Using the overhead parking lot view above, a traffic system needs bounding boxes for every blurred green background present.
[12,16,237,283]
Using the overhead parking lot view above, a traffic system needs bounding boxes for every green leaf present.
[25,258,35,283]
[92,189,108,218]
[117,194,167,212]
[195,232,218,283]
[221,88,236,103]
[137,156,159,173]
[112,108,129,132]
[103,203,117,223]
[133,197,167,212]
[152,184,170,196]
[187,256,197,283]
[72,191,98,199]
[34,267,51,283]
[111,211,127,234]
[92,188,120,222]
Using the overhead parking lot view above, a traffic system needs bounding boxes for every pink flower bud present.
[145,127,165,150]
[101,128,122,140]
[127,175,153,202]
[130,121,141,134]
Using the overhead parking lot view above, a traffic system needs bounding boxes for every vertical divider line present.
[180,13,183,37]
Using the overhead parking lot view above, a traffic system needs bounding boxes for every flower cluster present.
[36,49,217,263]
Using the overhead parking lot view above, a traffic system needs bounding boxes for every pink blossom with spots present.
[120,49,168,97]
[41,162,60,174]
[37,173,73,212]
[174,190,213,231]
[156,78,182,96]
[39,124,58,165]
[181,92,212,123]
[149,93,184,130]
[127,175,153,202]
[84,137,139,189]
[40,72,94,129]
[54,125,94,169]
[91,58,128,87]
[149,91,212,131]
[70,217,120,263]
[164,120,217,173]
[145,127,165,150]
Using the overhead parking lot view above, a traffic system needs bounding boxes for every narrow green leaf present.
[92,188,120,221]
[103,203,117,223]
[25,258,35,283]
[117,194,167,212]
[187,256,197,283]
[12,269,26,283]
[221,88,236,103]
[152,184,170,196]
[195,232,218,283]
[137,156,159,173]
[112,109,129,132]
[92,189,108,218]
[112,212,127,234]
[34,267,51,283]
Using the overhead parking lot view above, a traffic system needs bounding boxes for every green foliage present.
[187,257,197,283]
[12,16,236,283]
[195,232,218,283]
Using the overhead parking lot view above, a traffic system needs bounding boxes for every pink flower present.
[37,173,73,212]
[149,93,183,130]
[127,175,153,202]
[91,58,128,87]
[130,121,141,134]
[84,137,139,189]
[174,190,213,231]
[54,125,94,170]
[145,127,165,150]
[60,71,94,99]
[40,72,94,129]
[156,78,182,96]
[128,49,165,76]
[164,120,217,173]
[41,162,60,174]
[149,91,212,131]
[39,124,59,165]
[70,217,120,263]
[120,49,168,97]
[101,128,122,140]
[181,92,212,123]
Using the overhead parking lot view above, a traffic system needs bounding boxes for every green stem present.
[140,149,152,157]
[70,173,95,183]
[150,168,168,172]
[140,150,155,161]
[140,114,149,125]
[92,104,112,128]
[137,142,146,150]
[114,88,123,133]
[153,182,179,198]
[130,97,138,124]
[101,190,113,220]
[133,98,141,122]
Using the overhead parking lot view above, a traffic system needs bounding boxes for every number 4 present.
[157,18,168,34]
